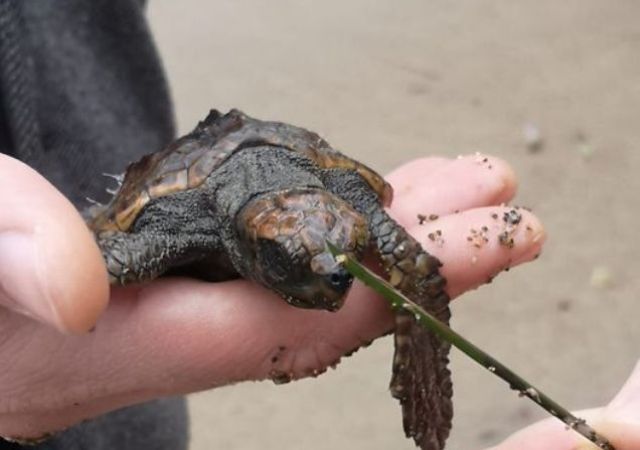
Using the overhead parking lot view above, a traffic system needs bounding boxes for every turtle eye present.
[256,238,292,281]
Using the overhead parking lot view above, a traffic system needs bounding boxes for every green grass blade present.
[327,243,615,449]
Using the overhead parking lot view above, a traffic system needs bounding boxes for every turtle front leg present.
[95,231,176,285]
[322,169,452,450]
[369,208,452,450]
[95,230,220,286]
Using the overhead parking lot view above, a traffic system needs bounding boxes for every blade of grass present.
[327,243,615,450]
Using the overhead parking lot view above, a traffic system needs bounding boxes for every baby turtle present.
[85,109,452,450]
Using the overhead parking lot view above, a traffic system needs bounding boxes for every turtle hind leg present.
[95,230,220,285]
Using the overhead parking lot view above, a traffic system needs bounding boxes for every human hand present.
[0,153,544,439]
[488,361,640,450]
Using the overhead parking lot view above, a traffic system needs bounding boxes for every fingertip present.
[387,153,520,227]
[488,409,604,450]
[603,359,640,425]
[410,206,545,298]
[40,210,110,334]
[594,359,640,448]
[451,153,519,205]
[597,421,640,450]
[488,419,578,449]
[0,155,109,334]
[474,153,519,205]
[385,156,451,188]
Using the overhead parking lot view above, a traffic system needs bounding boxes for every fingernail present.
[0,231,63,330]
[511,214,546,265]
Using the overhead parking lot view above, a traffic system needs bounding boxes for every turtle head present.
[237,189,369,311]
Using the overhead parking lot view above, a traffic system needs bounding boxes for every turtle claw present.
[102,172,124,185]
[85,196,102,206]
[103,173,123,196]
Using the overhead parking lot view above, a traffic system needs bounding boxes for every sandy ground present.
[147,1,640,448]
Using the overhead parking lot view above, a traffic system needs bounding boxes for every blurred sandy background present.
[147,1,640,448]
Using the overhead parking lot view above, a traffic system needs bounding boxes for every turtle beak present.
[279,268,353,312]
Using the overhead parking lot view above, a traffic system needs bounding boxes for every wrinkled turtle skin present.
[85,109,453,450]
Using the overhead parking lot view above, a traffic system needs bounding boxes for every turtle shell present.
[87,109,393,232]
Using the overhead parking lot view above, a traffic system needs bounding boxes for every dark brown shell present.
[87,109,393,232]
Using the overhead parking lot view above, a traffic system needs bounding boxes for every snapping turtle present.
[85,109,452,450]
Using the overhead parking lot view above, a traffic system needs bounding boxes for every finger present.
[0,278,394,437]
[0,155,108,333]
[598,422,640,450]
[487,407,640,450]
[488,361,640,450]
[604,360,640,425]
[597,360,640,450]
[387,154,518,227]
[410,206,545,298]
[486,408,603,450]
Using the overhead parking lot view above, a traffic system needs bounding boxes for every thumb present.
[594,361,640,450]
[488,362,640,450]
[0,154,108,333]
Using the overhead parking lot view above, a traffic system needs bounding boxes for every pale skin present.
[486,361,640,450]
[3,151,631,448]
